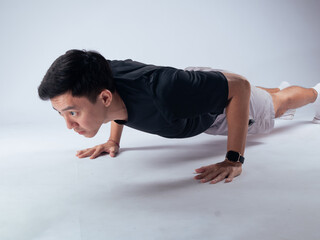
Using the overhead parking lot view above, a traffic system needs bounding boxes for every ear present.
[99,89,113,107]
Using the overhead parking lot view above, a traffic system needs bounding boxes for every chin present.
[82,133,94,138]
[83,131,98,138]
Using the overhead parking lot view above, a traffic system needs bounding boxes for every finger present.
[78,149,94,158]
[90,146,104,159]
[77,148,91,154]
[194,165,218,180]
[225,169,239,183]
[200,170,222,183]
[225,178,233,183]
[210,172,229,184]
[109,147,118,158]
[76,149,87,156]
[77,149,95,158]
[195,167,206,173]
[194,174,204,180]
[195,169,215,181]
[76,148,90,156]
[194,170,210,180]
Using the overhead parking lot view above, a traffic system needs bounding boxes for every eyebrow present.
[53,106,78,112]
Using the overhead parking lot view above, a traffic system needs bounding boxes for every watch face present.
[226,151,245,164]
[226,151,240,162]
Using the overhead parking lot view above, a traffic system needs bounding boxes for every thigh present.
[248,86,275,134]
[270,92,285,118]
[205,86,275,135]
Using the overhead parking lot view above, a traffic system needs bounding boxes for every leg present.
[271,86,318,118]
[257,86,280,94]
[257,81,291,95]
[205,85,277,136]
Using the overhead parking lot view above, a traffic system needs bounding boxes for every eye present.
[70,111,77,116]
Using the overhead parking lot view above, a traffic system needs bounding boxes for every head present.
[38,49,115,138]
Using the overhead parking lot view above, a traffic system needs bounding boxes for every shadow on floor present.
[116,120,313,167]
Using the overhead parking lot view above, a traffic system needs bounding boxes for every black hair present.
[38,49,115,103]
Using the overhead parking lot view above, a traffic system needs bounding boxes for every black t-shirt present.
[108,59,229,138]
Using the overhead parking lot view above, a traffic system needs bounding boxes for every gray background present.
[1,0,320,125]
[1,1,320,240]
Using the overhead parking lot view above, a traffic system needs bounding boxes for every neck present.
[104,91,128,123]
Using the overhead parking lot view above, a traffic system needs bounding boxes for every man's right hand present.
[76,140,120,159]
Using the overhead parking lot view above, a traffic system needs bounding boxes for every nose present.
[65,117,78,130]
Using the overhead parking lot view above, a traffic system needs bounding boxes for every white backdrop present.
[1,1,320,240]
[0,0,320,125]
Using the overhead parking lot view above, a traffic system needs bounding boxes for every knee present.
[272,92,293,118]
[285,95,295,107]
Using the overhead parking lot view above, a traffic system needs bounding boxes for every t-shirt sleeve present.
[149,68,229,121]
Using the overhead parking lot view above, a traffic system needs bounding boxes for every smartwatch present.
[225,151,245,164]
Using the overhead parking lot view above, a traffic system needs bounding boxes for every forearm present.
[225,76,251,155]
[194,72,250,184]
[109,121,124,144]
[226,96,250,155]
[195,89,249,184]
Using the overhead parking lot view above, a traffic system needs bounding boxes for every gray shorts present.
[205,85,275,136]
[184,66,275,136]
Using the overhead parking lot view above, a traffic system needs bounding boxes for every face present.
[51,92,109,138]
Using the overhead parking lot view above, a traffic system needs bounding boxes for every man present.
[38,49,320,184]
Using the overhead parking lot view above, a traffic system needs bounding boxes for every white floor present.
[1,108,320,240]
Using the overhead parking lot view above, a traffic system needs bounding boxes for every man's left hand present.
[194,159,242,184]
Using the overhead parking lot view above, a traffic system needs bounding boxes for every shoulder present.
[108,59,163,80]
